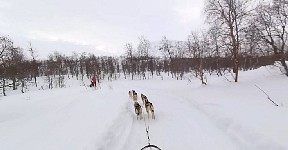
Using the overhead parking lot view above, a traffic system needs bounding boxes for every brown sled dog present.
[145,100,155,119]
[134,102,143,120]
[141,94,148,105]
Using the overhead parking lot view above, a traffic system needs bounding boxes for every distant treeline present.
[0,35,286,96]
[173,55,285,73]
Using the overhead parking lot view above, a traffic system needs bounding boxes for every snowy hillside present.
[0,65,288,150]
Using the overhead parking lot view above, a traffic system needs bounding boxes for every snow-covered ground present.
[0,65,288,150]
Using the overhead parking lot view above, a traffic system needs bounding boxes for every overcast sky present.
[0,0,205,58]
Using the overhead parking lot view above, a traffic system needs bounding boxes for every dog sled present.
[141,144,161,150]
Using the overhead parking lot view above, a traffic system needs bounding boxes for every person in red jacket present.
[91,75,97,87]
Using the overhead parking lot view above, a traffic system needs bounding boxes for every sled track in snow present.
[95,99,134,150]
[120,102,159,150]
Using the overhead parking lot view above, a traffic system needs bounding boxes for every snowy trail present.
[94,82,149,150]
[106,78,286,150]
[94,99,134,150]
[107,81,240,150]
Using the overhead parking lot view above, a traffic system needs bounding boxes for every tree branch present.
[254,84,279,106]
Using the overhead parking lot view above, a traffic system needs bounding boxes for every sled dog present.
[132,91,138,102]
[134,102,143,120]
[128,90,133,98]
[145,101,155,119]
[141,94,148,105]
[129,90,136,99]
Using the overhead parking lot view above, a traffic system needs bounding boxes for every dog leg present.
[147,112,150,119]
[139,109,143,120]
[152,112,155,119]
[135,108,139,120]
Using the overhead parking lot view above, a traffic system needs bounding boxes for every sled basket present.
[141,144,161,150]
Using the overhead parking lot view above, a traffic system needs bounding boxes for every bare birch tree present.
[255,1,288,75]
[205,0,249,82]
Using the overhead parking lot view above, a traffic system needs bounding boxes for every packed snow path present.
[106,80,286,150]
[1,69,288,150]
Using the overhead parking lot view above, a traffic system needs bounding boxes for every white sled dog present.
[134,102,143,120]
[129,90,138,102]
[132,91,138,102]
[128,90,138,102]
[128,90,135,98]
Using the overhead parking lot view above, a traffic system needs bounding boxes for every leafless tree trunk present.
[0,36,13,96]
[255,1,288,76]
[137,36,151,79]
[189,32,207,85]
[159,36,176,77]
[2,78,6,96]
[125,43,135,80]
[28,42,39,87]
[205,0,249,82]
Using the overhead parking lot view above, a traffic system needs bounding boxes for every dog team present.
[129,90,155,120]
